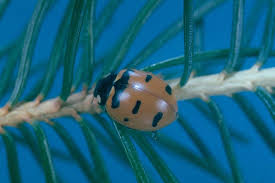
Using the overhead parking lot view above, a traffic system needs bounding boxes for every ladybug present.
[93,69,178,131]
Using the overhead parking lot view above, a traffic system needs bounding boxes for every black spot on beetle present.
[132,100,141,114]
[145,75,152,82]
[165,85,172,95]
[124,118,129,122]
[152,112,163,127]
[111,70,130,108]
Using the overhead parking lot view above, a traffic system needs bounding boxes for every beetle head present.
[93,72,117,106]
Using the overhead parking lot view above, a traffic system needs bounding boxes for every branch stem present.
[170,66,275,100]
[0,66,275,126]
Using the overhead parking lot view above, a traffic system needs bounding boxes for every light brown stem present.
[0,66,275,127]
[0,91,102,127]
[169,67,275,100]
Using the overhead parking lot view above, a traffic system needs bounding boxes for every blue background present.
[0,0,275,182]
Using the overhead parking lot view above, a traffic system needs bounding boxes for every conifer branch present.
[0,66,274,128]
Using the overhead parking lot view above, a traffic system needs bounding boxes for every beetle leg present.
[151,131,160,141]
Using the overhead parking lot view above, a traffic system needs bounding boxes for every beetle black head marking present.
[111,70,131,108]
[93,72,117,106]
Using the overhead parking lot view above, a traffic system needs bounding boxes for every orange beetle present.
[93,69,178,131]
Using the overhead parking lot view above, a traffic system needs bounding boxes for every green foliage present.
[256,0,275,67]
[60,0,87,101]
[180,0,193,86]
[8,0,54,106]
[2,131,21,183]
[78,118,110,183]
[224,0,244,74]
[40,0,75,98]
[143,48,275,72]
[207,100,243,183]
[177,116,222,171]
[113,122,151,183]
[1,0,275,183]
[133,133,180,183]
[0,0,10,20]
[32,122,58,183]
[52,121,97,182]
[233,93,275,155]
[102,0,164,75]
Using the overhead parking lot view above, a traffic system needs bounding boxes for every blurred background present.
[0,0,275,182]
